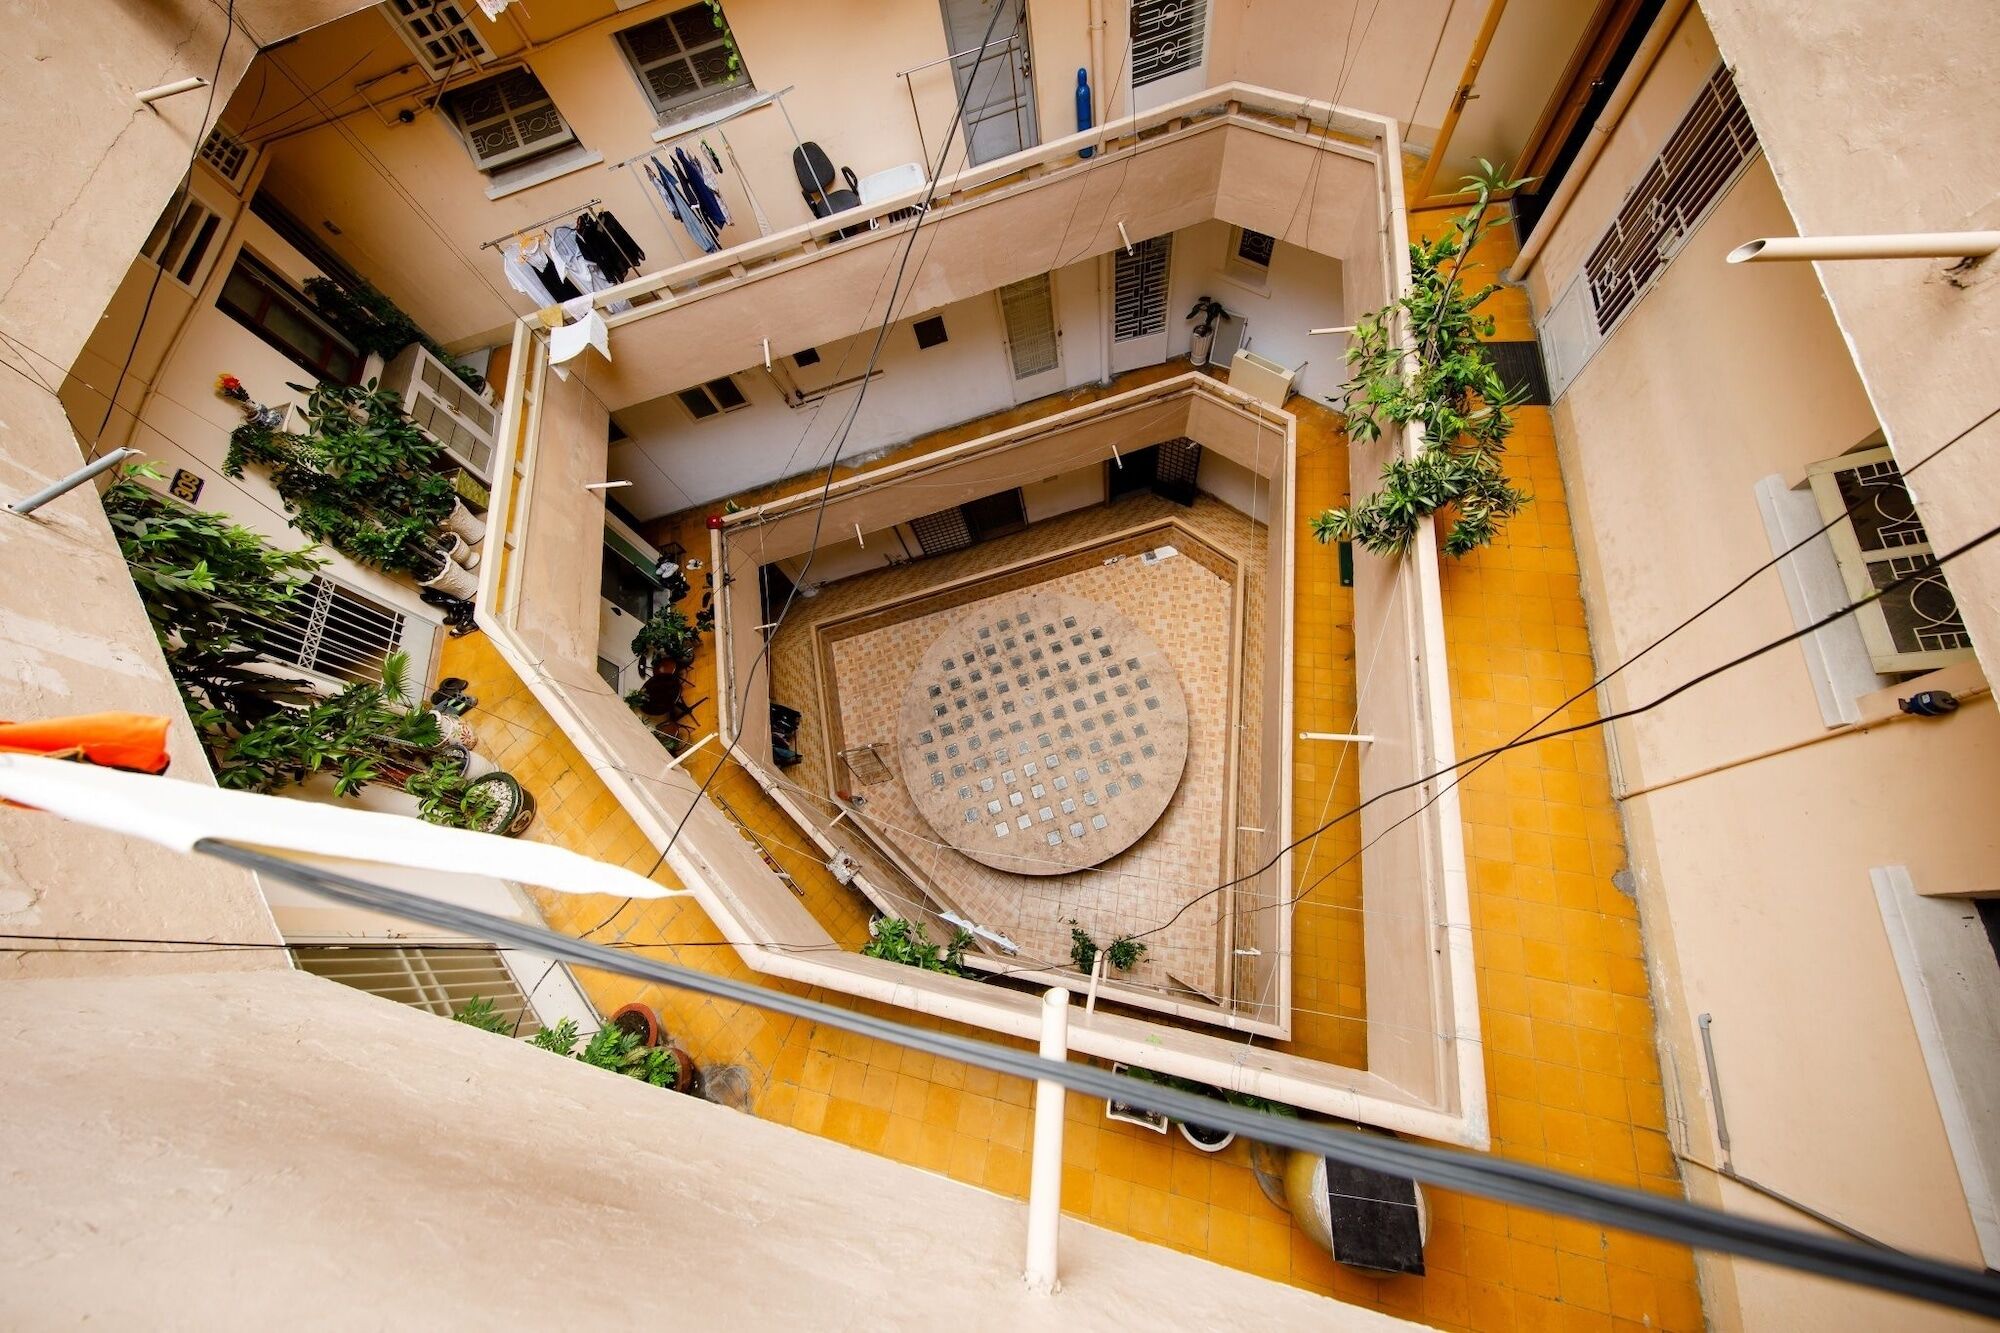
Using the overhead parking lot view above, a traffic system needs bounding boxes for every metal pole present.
[1698,1012,1733,1169]
[1024,985,1070,1293]
[7,448,140,516]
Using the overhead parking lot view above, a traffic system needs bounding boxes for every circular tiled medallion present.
[896,590,1189,875]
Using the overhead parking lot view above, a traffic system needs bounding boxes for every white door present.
[1109,233,1172,373]
[997,273,1065,401]
[938,0,1038,166]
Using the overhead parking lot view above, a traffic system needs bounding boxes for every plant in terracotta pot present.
[631,605,700,674]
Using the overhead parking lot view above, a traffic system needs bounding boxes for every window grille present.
[1583,64,1759,336]
[250,573,411,686]
[442,69,576,172]
[291,943,541,1036]
[1807,445,1975,674]
[616,4,752,121]
[910,507,974,556]
[998,274,1059,379]
[140,195,223,290]
[1113,235,1171,341]
[381,0,490,75]
[1132,0,1204,87]
[1233,228,1275,268]
[199,126,251,186]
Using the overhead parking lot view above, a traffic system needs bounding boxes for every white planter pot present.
[1189,325,1215,368]
[444,499,487,545]
[418,556,478,600]
[440,531,481,570]
[1177,1120,1236,1153]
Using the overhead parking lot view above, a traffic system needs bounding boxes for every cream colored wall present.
[1694,0,2000,723]
[1528,9,2000,1325]
[0,968,1414,1328]
[1164,221,1344,398]
[0,0,374,978]
[252,0,960,349]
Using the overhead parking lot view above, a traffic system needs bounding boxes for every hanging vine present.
[1311,161,1534,559]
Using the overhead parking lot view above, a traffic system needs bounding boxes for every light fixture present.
[1727,232,2000,264]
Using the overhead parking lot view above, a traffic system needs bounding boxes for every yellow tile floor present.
[440,208,1702,1331]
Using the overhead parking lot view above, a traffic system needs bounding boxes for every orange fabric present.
[0,713,173,774]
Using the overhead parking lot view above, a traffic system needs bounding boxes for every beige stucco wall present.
[0,967,1414,1328]
[0,0,375,977]
[1526,7,2000,1328]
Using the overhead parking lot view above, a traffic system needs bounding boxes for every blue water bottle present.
[1076,68,1094,158]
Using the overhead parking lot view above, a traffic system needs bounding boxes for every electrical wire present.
[193,838,2000,1322]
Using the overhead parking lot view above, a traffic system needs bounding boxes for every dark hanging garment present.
[533,256,581,302]
[598,210,644,269]
[675,147,729,233]
[702,139,723,173]
[575,213,629,283]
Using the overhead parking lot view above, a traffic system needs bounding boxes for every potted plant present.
[464,771,536,836]
[1186,295,1230,367]
[444,498,486,545]
[416,549,480,599]
[609,1001,664,1047]
[631,605,700,673]
[438,529,480,570]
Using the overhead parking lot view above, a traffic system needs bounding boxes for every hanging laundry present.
[500,238,558,306]
[701,139,723,174]
[577,211,642,285]
[548,224,606,295]
[674,146,730,233]
[515,231,582,302]
[648,156,718,254]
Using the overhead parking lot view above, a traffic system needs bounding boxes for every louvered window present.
[1583,64,1759,336]
[1132,0,1205,87]
[199,126,252,186]
[292,944,542,1037]
[380,0,490,75]
[141,194,224,290]
[1807,446,1975,674]
[442,69,577,173]
[1113,235,1172,341]
[616,4,753,122]
[250,573,412,686]
[998,274,1059,379]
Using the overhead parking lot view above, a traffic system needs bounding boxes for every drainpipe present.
[1726,232,2000,263]
[1508,0,1694,281]
[1087,0,1107,128]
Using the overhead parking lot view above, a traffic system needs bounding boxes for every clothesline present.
[478,198,604,252]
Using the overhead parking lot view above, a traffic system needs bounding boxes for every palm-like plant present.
[1313,160,1534,559]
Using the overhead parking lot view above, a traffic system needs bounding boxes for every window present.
[250,573,412,686]
[676,375,749,420]
[140,194,224,290]
[380,0,490,75]
[1113,234,1171,341]
[913,316,949,350]
[199,126,252,187]
[1807,445,1975,674]
[216,252,363,383]
[291,944,542,1037]
[1132,0,1205,87]
[1584,64,1759,336]
[792,346,821,368]
[441,69,577,173]
[616,4,753,123]
[998,274,1059,380]
[1232,228,1274,270]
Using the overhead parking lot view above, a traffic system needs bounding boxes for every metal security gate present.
[251,573,433,687]
[1111,234,1172,373]
[998,273,1063,399]
[291,943,543,1036]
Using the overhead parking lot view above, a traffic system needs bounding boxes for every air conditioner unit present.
[380,344,499,483]
[1227,347,1297,407]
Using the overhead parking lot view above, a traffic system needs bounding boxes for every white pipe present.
[1116,220,1133,255]
[1024,986,1071,1294]
[137,76,210,105]
[1727,232,2000,264]
[583,480,633,490]
[1086,0,1106,134]
[1309,325,1356,336]
[762,337,772,370]
[1510,0,1695,281]
[8,448,139,515]
[853,523,865,548]
[661,732,716,772]
[1298,731,1375,743]
[1083,949,1107,1017]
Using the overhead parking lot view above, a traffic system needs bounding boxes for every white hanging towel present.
[549,308,610,380]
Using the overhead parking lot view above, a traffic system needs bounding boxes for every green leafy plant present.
[530,1018,581,1055]
[1104,935,1147,972]
[302,274,484,391]
[863,917,971,975]
[1312,161,1534,559]
[403,757,502,830]
[225,380,457,579]
[452,996,514,1035]
[701,0,744,76]
[102,474,326,736]
[578,1024,680,1087]
[630,605,701,672]
[1068,924,1098,974]
[208,650,443,796]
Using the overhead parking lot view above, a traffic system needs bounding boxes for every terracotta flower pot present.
[609,1002,664,1048]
